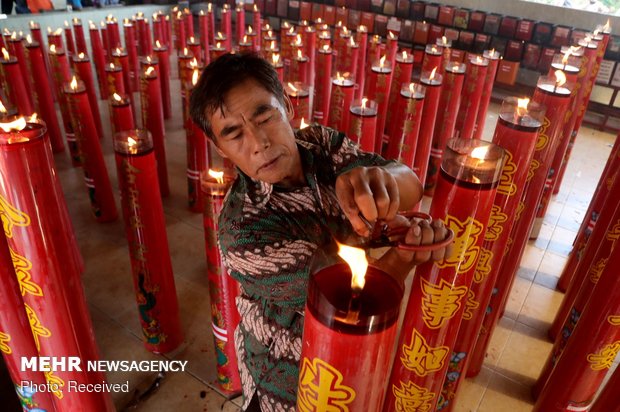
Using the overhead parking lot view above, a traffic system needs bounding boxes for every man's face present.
[208,78,304,187]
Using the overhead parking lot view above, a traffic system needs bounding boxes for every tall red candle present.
[139,66,169,198]
[589,357,620,412]
[354,25,368,100]
[29,22,53,96]
[386,50,414,136]
[174,11,187,53]
[206,3,216,44]
[473,49,501,140]
[414,69,443,189]
[0,50,34,116]
[313,45,333,125]
[209,41,227,62]
[198,10,211,65]
[270,53,284,83]
[386,83,425,166]
[235,5,245,46]
[454,55,489,140]
[288,49,309,85]
[467,77,572,377]
[8,33,32,94]
[154,41,172,119]
[385,138,504,412]
[366,56,393,154]
[187,36,202,65]
[422,44,444,74]
[152,13,165,45]
[0,118,113,411]
[123,20,139,92]
[112,47,133,108]
[113,129,183,354]
[89,22,108,100]
[286,82,311,128]
[348,98,378,152]
[100,22,109,61]
[440,97,544,408]
[201,169,242,395]
[298,262,404,411]
[110,93,136,134]
[327,74,355,134]
[303,25,317,86]
[425,62,466,195]
[72,52,105,141]
[65,78,118,223]
[252,4,262,51]
[24,38,64,153]
[63,21,76,57]
[221,5,232,51]
[72,18,87,55]
[183,8,194,39]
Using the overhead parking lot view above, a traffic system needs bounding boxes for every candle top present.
[286,82,310,97]
[537,83,571,96]
[499,97,544,130]
[442,138,505,186]
[371,56,391,73]
[550,62,579,73]
[396,51,414,64]
[201,168,235,195]
[400,83,426,99]
[425,44,443,55]
[350,99,378,117]
[0,117,45,145]
[332,76,354,87]
[483,49,501,60]
[469,55,489,67]
[113,129,153,155]
[445,62,466,74]
[578,37,599,49]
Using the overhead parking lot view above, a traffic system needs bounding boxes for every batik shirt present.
[218,125,392,411]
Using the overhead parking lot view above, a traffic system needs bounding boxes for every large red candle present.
[386,50,414,135]
[424,62,466,195]
[152,13,165,45]
[183,8,194,39]
[63,20,76,57]
[113,129,183,354]
[386,83,425,165]
[29,22,53,95]
[414,69,443,189]
[422,44,444,74]
[209,41,227,62]
[269,53,284,83]
[340,34,360,83]
[252,4,261,51]
[473,49,501,140]
[198,10,211,65]
[0,118,113,411]
[354,25,368,100]
[313,45,333,125]
[439,98,544,409]
[303,25,317,86]
[298,261,404,411]
[64,78,118,223]
[201,169,242,395]
[286,81,311,129]
[72,52,105,141]
[221,5,232,51]
[72,18,87,55]
[532,241,620,412]
[112,47,133,107]
[288,49,309,84]
[185,69,207,213]
[8,33,32,93]
[123,20,139,92]
[24,39,64,153]
[105,62,127,101]
[154,41,171,119]
[235,5,245,46]
[47,29,64,50]
[174,11,187,53]
[245,26,259,54]
[0,50,34,116]
[187,36,202,65]
[366,56,393,154]
[110,93,136,134]
[0,232,56,412]
[467,77,572,377]
[206,3,216,44]
[385,138,504,412]
[589,357,620,412]
[106,17,122,52]
[454,55,489,139]
[89,22,108,100]
[348,98,378,152]
[327,74,355,133]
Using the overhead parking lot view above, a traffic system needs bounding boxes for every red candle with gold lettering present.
[0,49,34,116]
[235,5,245,46]
[589,356,620,412]
[473,49,501,140]
[110,93,136,134]
[422,44,444,74]
[366,56,393,154]
[327,74,355,133]
[385,139,504,412]
[123,19,139,92]
[386,50,415,137]
[89,22,108,100]
[286,82,311,129]
[414,69,443,188]
[106,17,121,52]
[73,52,105,141]
[297,252,404,411]
[355,25,368,100]
[201,168,242,395]
[303,24,317,85]
[252,4,261,49]
[185,68,207,213]
[209,41,227,62]
[112,47,133,105]
[454,55,489,140]
[140,66,169,197]
[65,78,118,223]
[174,11,186,53]
[187,36,202,65]
[386,83,425,165]
[313,45,333,125]
[440,98,544,409]
[153,41,171,119]
[105,62,127,100]
[0,117,113,411]
[289,49,309,84]
[425,62,466,195]
[348,98,378,152]
[113,129,183,354]
[270,52,284,83]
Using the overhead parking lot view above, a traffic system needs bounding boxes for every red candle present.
[201,169,242,395]
[0,232,56,412]
[235,5,245,46]
[123,20,139,92]
[327,74,355,133]
[24,38,64,153]
[348,98,378,152]
[334,27,352,73]
[210,40,227,62]
[140,66,169,197]
[186,110,208,212]
[64,78,118,223]
[386,83,425,165]
[289,49,309,84]
[135,14,150,57]
[454,54,489,139]
[422,44,444,74]
[63,20,76,57]
[286,82,311,128]
[589,357,620,412]
[221,5,232,51]
[354,25,368,100]
[106,16,122,52]
[237,35,253,54]
[174,11,187,53]
[154,42,172,121]
[206,3,216,44]
[440,97,544,408]
[549,47,582,84]
[317,28,331,50]
[152,13,165,45]
[270,53,284,83]
[187,36,202,65]
[414,69,443,189]
[436,36,453,69]
[386,50,414,137]
[473,49,501,140]
[72,18,87,55]
[89,22,108,100]
[8,33,32,93]
[297,261,404,410]
[0,49,34,116]
[252,4,261,51]
[0,118,113,411]
[110,93,136,134]
[385,138,504,412]
[183,8,194,39]
[245,26,259,54]
[100,21,109,60]
[366,56,393,154]
[313,45,333,125]
[113,129,183,354]
[532,241,620,412]
[29,22,53,91]
[73,52,105,141]
[386,31,399,69]
[425,62,466,195]
[281,22,296,65]
[198,10,211,65]
[47,28,64,50]
[112,47,133,107]
[467,78,572,378]
[164,15,172,49]
[303,25,317,85]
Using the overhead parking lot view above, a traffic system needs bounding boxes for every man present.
[190,53,449,411]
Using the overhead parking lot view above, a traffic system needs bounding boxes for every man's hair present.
[189,52,286,141]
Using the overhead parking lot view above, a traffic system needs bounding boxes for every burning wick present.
[70,76,79,91]
[208,169,224,184]
[299,118,308,129]
[361,97,368,116]
[127,136,138,154]
[516,98,530,125]
[191,69,199,86]
[553,70,567,93]
[470,145,490,184]
[337,242,368,324]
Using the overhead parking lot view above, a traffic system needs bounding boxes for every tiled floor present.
[24,66,619,411]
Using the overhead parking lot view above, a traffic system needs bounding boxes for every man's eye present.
[258,115,273,125]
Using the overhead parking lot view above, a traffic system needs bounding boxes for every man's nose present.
[247,124,270,153]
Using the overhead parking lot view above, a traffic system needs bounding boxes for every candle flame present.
[207,3,212,12]
[562,48,571,64]
[0,99,6,114]
[216,41,222,48]
[208,169,225,184]
[47,27,52,34]
[295,34,302,45]
[247,25,253,34]
[297,49,303,59]
[299,118,308,129]
[253,4,258,11]
[431,45,438,53]
[190,57,198,68]
[554,70,567,87]
[1,48,10,60]
[337,242,368,291]
[389,31,395,39]
[471,146,489,160]
[78,52,85,59]
[264,23,271,31]
[603,19,610,32]
[89,21,96,29]
[349,36,356,47]
[517,98,530,117]
[199,10,204,16]
[26,34,33,44]
[146,55,152,63]
[342,26,349,35]
[176,11,183,19]
[269,40,276,50]
[216,32,224,40]
[409,83,416,94]
[379,55,386,68]
[570,45,581,55]
[0,117,27,133]
[156,40,162,48]
[192,68,199,86]
[49,44,56,54]
[402,50,408,60]
[145,66,155,76]
[128,136,137,149]
[189,36,195,43]
[113,93,122,102]
[430,67,437,80]
[475,55,484,64]
[272,53,280,65]
[322,44,330,52]
[287,82,298,92]
[441,35,447,45]
[183,47,189,56]
[29,20,36,28]
[64,20,69,27]
[70,76,78,90]
[358,24,367,32]
[115,47,122,54]
[288,26,295,34]
[336,72,344,82]
[54,28,63,35]
[109,62,116,69]
[361,97,368,110]
[453,63,460,71]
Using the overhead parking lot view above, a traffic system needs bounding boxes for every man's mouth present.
[258,156,280,172]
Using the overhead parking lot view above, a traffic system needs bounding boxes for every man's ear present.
[283,94,295,121]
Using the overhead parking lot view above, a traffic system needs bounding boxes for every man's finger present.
[350,174,378,224]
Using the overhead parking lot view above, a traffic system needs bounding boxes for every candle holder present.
[0,118,113,410]
[454,55,489,139]
[297,263,404,410]
[113,129,183,354]
[414,69,443,190]
[386,83,425,165]
[348,98,378,152]
[200,169,242,395]
[285,81,311,128]
[385,138,504,412]
[473,49,502,140]
[327,74,355,133]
